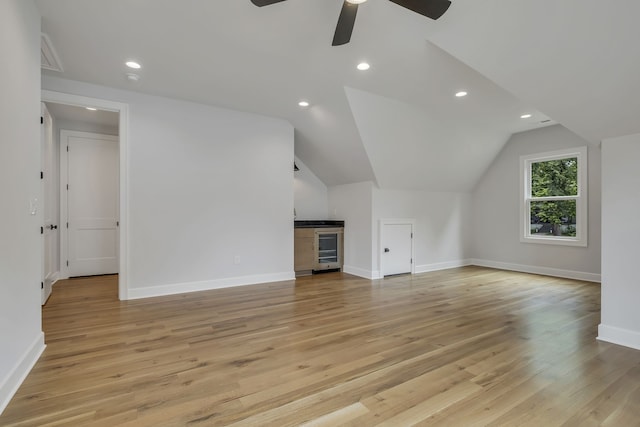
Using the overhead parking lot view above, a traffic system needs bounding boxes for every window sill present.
[521,235,587,247]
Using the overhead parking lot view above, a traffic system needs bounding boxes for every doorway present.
[41,90,129,300]
[380,219,415,277]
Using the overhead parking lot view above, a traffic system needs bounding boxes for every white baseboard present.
[0,332,45,415]
[343,265,378,280]
[470,259,601,283]
[597,324,640,351]
[125,271,295,300]
[346,260,471,280]
[415,259,471,274]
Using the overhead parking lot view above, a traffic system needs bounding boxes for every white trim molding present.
[520,146,588,247]
[41,90,129,301]
[471,259,601,283]
[415,259,472,274]
[126,272,295,300]
[344,265,379,280]
[0,333,45,414]
[597,324,640,351]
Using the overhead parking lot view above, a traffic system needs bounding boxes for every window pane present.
[531,157,578,197]
[530,200,577,237]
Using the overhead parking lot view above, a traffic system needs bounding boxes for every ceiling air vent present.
[41,33,63,72]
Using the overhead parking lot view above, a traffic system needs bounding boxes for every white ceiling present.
[36,0,639,190]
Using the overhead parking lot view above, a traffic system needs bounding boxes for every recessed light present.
[357,62,370,71]
[125,61,141,69]
[521,114,532,119]
[346,0,367,4]
[298,101,310,108]
[85,107,97,111]
[455,91,468,97]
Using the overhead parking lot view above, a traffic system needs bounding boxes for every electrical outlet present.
[234,256,240,265]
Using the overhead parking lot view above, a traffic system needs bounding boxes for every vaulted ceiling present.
[36,0,640,190]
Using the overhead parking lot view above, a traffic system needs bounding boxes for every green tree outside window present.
[530,157,577,236]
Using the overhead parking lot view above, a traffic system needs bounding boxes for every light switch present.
[29,198,38,215]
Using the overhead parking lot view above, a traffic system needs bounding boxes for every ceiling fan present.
[250,0,452,46]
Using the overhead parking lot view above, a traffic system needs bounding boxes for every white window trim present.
[520,146,588,247]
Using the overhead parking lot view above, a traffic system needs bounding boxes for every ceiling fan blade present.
[250,0,287,6]
[387,0,452,20]
[332,1,359,46]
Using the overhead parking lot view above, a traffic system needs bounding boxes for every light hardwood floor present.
[2,267,639,426]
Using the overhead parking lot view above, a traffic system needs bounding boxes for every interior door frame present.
[60,129,119,279]
[379,218,415,277]
[42,90,129,300]
[41,102,56,305]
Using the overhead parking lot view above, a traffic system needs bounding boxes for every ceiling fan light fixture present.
[254,0,451,46]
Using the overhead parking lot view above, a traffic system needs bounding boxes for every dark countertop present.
[294,220,345,228]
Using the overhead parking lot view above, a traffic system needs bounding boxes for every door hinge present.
[40,116,43,124]
[66,222,69,229]
[66,145,69,152]
[410,258,413,264]
[40,226,44,234]
[41,281,44,289]
[66,260,69,267]
[116,221,119,227]
[66,184,69,190]
[40,171,44,179]
[411,232,413,238]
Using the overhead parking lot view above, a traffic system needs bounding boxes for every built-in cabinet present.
[294,228,315,274]
[294,222,344,277]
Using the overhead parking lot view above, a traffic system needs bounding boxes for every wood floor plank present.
[1,267,639,426]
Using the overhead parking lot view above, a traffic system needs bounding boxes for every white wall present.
[42,76,295,299]
[294,156,328,220]
[470,125,601,282]
[0,0,45,414]
[599,133,640,350]
[328,182,374,278]
[373,189,472,276]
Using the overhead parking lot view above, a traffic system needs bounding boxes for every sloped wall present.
[470,125,601,281]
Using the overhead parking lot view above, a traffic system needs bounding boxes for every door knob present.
[384,248,390,253]
[49,224,58,230]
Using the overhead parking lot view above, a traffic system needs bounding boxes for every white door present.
[41,103,55,304]
[382,223,413,276]
[63,130,119,277]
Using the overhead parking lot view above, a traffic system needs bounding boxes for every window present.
[520,147,587,246]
